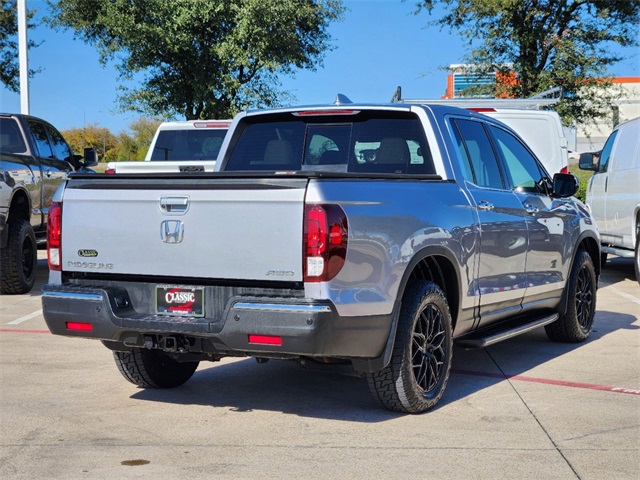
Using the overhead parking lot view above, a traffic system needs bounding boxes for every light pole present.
[18,0,30,114]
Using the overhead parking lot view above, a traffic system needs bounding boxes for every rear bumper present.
[41,284,393,361]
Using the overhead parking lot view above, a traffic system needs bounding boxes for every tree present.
[48,0,344,120]
[115,117,163,161]
[62,123,119,162]
[416,0,640,125]
[0,0,40,91]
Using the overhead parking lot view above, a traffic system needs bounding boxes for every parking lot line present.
[7,309,43,325]
[453,369,640,395]
[0,328,50,334]
[601,285,640,305]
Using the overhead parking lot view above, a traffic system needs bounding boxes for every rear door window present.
[27,120,53,158]
[224,111,435,174]
[450,118,504,189]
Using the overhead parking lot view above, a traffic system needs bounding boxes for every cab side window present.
[451,119,504,189]
[28,120,53,158]
[46,125,73,162]
[596,130,618,173]
[488,125,545,193]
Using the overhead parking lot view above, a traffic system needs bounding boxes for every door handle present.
[477,200,494,211]
[159,196,190,215]
[524,204,539,215]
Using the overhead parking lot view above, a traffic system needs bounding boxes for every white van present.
[579,116,640,281]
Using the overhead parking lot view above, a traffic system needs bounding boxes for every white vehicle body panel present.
[585,117,640,252]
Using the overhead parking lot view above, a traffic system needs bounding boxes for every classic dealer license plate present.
[156,285,204,317]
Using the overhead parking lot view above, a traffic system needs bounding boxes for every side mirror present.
[578,153,598,171]
[82,148,99,167]
[552,173,579,198]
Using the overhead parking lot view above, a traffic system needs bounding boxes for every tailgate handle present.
[159,196,190,215]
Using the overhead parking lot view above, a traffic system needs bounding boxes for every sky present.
[1,0,639,134]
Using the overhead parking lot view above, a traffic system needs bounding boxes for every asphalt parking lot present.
[1,251,638,479]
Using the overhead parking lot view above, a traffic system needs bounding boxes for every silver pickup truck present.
[42,103,600,413]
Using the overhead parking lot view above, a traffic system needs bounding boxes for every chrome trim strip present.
[42,291,103,301]
[233,302,331,313]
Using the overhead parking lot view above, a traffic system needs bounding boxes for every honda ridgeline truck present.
[42,102,600,413]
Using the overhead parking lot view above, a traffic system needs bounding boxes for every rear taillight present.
[47,202,62,271]
[559,166,569,174]
[304,204,348,282]
[105,168,116,174]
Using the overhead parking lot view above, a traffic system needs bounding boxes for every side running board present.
[455,313,559,349]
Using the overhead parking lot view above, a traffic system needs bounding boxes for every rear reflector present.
[105,168,116,174]
[248,335,282,346]
[66,322,93,332]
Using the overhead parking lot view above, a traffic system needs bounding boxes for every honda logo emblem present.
[160,220,184,244]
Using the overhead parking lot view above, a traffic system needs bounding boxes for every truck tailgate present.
[61,176,308,282]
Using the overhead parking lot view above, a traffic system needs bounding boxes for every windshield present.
[149,129,228,161]
[224,111,435,174]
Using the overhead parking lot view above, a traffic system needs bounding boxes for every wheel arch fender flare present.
[352,244,461,374]
[1,187,32,249]
[558,232,600,316]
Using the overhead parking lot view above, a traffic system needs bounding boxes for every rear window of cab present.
[224,110,435,174]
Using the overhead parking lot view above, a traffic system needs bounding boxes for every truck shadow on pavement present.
[600,257,637,286]
[128,306,636,421]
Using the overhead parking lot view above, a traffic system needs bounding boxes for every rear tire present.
[0,219,37,294]
[113,349,199,388]
[545,250,596,343]
[367,281,453,414]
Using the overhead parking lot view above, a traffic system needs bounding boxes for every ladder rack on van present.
[390,86,563,110]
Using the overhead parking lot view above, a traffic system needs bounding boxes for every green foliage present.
[115,117,163,161]
[62,123,119,162]
[62,117,162,162]
[48,0,345,120]
[416,0,640,126]
[0,0,40,91]
[569,163,592,204]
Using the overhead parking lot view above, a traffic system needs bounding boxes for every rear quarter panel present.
[305,178,478,325]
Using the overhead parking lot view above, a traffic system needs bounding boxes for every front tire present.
[545,250,596,343]
[114,349,199,388]
[367,281,453,414]
[0,219,37,294]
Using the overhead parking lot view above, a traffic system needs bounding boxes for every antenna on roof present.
[390,86,402,103]
[334,93,353,106]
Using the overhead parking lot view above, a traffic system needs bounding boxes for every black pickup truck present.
[0,113,98,294]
